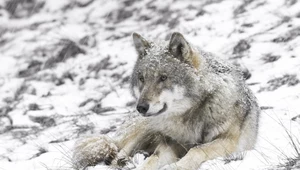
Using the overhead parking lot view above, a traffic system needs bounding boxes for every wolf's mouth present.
[145,103,167,117]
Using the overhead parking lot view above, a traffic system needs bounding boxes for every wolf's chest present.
[150,117,204,145]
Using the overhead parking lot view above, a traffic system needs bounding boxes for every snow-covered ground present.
[0,0,300,169]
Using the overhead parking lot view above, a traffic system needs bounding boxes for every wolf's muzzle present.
[136,102,149,114]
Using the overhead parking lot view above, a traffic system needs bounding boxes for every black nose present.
[136,103,149,114]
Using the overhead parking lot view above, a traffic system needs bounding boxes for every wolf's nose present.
[137,103,149,114]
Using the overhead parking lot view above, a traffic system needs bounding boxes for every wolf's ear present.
[169,32,200,69]
[132,32,151,58]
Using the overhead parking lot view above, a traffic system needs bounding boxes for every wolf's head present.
[130,32,206,117]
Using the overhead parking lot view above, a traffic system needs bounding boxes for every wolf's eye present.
[139,76,144,83]
[160,75,167,82]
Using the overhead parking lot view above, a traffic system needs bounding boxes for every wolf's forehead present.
[137,41,184,73]
[139,57,168,74]
[141,53,174,70]
[147,41,168,53]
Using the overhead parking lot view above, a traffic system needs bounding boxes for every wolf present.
[73,32,260,170]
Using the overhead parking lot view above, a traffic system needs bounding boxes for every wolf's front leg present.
[160,138,239,170]
[138,142,180,170]
[111,117,152,166]
[72,135,118,169]
[72,118,150,168]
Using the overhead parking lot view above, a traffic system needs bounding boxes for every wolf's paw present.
[111,149,130,167]
[72,135,118,168]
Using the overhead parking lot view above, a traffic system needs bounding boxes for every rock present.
[233,40,251,54]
